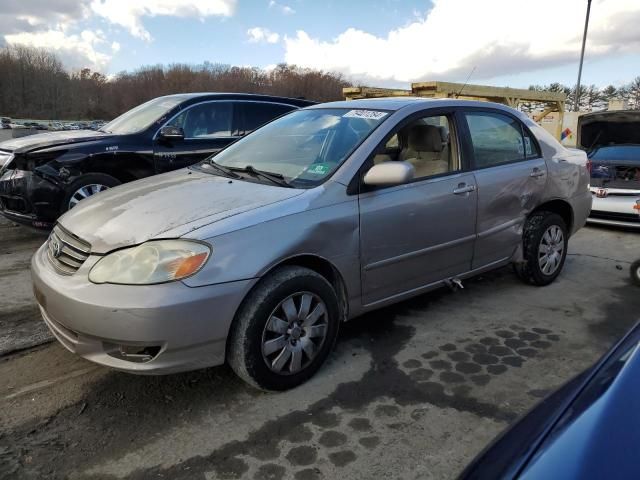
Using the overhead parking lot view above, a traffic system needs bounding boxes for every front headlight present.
[89,240,211,285]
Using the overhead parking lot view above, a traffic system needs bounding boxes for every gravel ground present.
[0,220,638,480]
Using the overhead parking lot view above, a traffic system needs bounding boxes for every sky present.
[1,0,639,89]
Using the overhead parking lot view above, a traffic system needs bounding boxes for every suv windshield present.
[212,108,389,187]
[101,97,183,135]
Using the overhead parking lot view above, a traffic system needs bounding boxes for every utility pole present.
[574,0,592,111]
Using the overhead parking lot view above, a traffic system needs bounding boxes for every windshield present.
[212,108,389,187]
[589,145,640,162]
[101,97,183,135]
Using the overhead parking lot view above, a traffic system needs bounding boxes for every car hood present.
[58,169,305,253]
[0,130,113,154]
[578,110,640,150]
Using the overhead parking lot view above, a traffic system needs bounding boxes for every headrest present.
[436,125,449,143]
[407,124,443,152]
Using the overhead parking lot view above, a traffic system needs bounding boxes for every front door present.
[358,111,477,306]
[461,110,547,269]
[153,101,238,173]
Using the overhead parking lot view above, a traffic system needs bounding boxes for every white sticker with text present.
[343,109,388,120]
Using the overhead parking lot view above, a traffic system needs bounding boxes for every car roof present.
[306,97,519,113]
[157,92,316,107]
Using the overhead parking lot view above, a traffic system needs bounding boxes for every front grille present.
[590,210,640,223]
[47,225,91,275]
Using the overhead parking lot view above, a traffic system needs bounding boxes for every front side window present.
[212,108,388,187]
[465,112,528,168]
[372,114,460,180]
[168,102,233,138]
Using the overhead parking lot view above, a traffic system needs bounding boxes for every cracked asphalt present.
[1,215,639,480]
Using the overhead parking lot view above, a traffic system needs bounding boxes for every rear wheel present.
[227,266,340,391]
[630,260,640,287]
[61,173,121,213]
[514,211,568,286]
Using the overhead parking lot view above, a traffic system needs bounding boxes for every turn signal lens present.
[166,252,209,278]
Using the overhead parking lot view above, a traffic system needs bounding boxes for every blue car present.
[460,321,640,479]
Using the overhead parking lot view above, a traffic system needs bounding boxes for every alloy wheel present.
[68,184,110,209]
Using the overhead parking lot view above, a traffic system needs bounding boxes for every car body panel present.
[31,98,592,374]
[57,169,305,253]
[359,171,477,305]
[460,321,640,480]
[31,242,257,373]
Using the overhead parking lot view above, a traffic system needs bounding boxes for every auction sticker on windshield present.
[343,110,388,120]
[305,163,331,175]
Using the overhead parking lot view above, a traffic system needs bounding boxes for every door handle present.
[530,168,545,178]
[453,183,476,195]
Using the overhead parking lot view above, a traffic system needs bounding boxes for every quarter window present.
[167,102,233,138]
[465,112,530,168]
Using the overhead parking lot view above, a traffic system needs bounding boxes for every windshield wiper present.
[205,159,241,179]
[229,165,293,188]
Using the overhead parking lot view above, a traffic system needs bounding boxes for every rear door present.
[461,109,547,269]
[153,101,238,173]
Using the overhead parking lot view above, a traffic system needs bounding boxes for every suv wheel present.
[227,266,340,391]
[514,211,568,286]
[62,173,121,212]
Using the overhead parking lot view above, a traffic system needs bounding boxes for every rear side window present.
[465,111,534,168]
[240,102,295,135]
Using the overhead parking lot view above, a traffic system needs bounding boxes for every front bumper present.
[0,168,62,228]
[588,191,640,229]
[31,243,257,374]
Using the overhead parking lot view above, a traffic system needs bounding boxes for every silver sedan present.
[32,98,592,390]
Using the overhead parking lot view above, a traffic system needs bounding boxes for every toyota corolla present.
[31,98,592,390]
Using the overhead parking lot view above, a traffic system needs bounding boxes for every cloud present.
[247,27,280,44]
[111,41,120,52]
[0,0,89,37]
[284,0,640,85]
[269,1,295,15]
[90,0,237,41]
[4,28,111,70]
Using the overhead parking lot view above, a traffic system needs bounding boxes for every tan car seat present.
[399,124,449,178]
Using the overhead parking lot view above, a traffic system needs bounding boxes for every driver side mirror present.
[159,126,184,141]
[363,161,415,187]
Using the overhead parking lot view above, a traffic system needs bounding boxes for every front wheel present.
[227,266,340,391]
[61,173,121,213]
[631,260,640,287]
[514,211,568,286]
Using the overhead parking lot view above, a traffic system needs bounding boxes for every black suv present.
[0,93,314,228]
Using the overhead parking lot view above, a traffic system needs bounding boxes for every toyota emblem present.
[595,188,608,198]
[51,238,62,258]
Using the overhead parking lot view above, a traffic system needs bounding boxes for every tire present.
[631,260,640,287]
[514,211,568,286]
[227,266,340,391]
[61,173,121,213]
